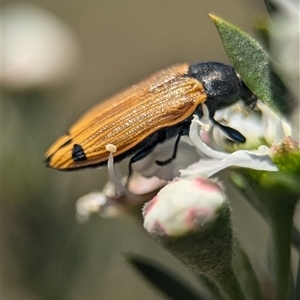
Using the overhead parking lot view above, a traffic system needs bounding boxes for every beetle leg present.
[155,130,186,166]
[128,144,158,179]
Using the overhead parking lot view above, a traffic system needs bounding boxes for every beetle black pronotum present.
[45,62,257,172]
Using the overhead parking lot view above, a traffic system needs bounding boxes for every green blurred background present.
[2,0,270,299]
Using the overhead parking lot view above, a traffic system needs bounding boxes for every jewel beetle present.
[45,62,256,172]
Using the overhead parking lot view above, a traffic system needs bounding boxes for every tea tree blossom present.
[75,101,288,222]
[73,3,299,297]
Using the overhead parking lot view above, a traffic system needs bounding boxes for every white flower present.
[75,191,118,223]
[211,100,291,150]
[132,136,200,180]
[269,0,300,141]
[75,151,167,222]
[180,103,282,178]
[2,3,80,89]
[270,0,300,101]
[75,100,291,222]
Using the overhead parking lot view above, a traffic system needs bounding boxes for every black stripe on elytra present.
[72,144,87,161]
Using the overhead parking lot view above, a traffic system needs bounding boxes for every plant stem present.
[268,198,294,300]
[213,267,247,300]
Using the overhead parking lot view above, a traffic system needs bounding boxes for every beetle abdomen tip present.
[45,155,52,167]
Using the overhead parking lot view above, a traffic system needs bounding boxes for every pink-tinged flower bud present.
[269,136,300,174]
[143,176,227,237]
[142,176,246,299]
[269,136,299,156]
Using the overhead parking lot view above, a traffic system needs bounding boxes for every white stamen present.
[105,143,117,153]
[106,146,138,200]
[189,115,229,160]
[201,103,211,123]
[106,150,127,196]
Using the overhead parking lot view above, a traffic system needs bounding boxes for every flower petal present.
[132,136,201,180]
[180,147,277,178]
[75,192,119,222]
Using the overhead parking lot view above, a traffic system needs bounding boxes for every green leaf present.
[230,171,300,249]
[209,14,293,116]
[230,169,298,300]
[125,253,208,300]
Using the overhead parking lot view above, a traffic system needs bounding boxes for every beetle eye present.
[72,144,87,161]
